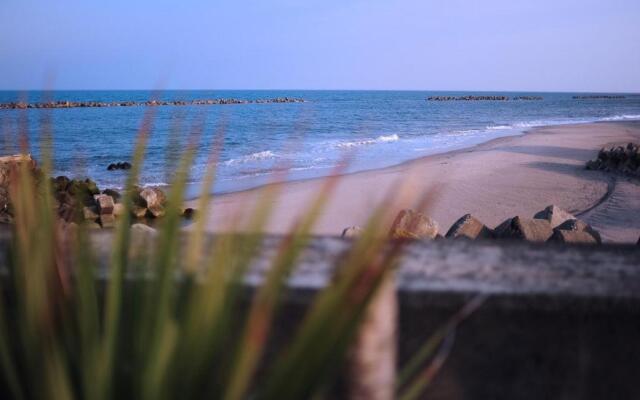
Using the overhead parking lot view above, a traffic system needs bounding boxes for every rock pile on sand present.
[0,153,193,229]
[343,205,605,245]
[51,178,192,228]
[586,143,640,177]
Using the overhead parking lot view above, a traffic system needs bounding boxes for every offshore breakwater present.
[0,97,305,110]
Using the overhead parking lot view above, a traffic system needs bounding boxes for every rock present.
[102,189,121,202]
[107,161,132,171]
[82,206,99,221]
[131,205,148,219]
[0,212,13,224]
[389,209,439,240]
[67,178,100,206]
[93,194,114,215]
[52,175,70,192]
[555,219,602,244]
[533,205,575,228]
[182,207,196,219]
[494,216,553,242]
[0,187,9,212]
[99,214,115,228]
[548,229,598,244]
[0,154,37,188]
[341,226,363,238]
[139,187,166,218]
[445,214,494,240]
[113,203,125,218]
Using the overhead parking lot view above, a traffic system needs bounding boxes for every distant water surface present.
[1,90,639,196]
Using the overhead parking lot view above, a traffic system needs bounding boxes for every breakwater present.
[572,95,626,99]
[0,97,305,110]
[426,95,543,101]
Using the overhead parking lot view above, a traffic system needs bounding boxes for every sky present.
[1,0,639,92]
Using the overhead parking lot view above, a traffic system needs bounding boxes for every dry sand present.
[186,121,640,243]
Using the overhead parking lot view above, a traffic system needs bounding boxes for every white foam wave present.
[336,134,400,148]
[223,150,277,165]
[600,114,640,121]
[486,125,512,130]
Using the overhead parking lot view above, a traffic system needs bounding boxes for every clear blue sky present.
[1,0,639,91]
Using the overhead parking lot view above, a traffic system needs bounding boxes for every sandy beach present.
[187,121,640,243]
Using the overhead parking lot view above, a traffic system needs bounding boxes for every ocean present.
[1,90,639,197]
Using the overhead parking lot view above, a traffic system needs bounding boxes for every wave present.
[486,125,512,130]
[223,150,277,165]
[600,114,640,121]
[336,134,399,148]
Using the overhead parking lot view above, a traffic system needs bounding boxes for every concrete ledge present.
[1,230,639,399]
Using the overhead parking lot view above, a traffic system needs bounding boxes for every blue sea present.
[1,90,639,197]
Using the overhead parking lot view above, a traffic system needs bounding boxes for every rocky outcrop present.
[389,209,439,240]
[585,143,640,178]
[494,216,554,242]
[445,214,494,240]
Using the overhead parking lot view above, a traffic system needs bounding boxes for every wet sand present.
[186,121,640,243]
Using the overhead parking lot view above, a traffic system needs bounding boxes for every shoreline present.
[185,120,640,242]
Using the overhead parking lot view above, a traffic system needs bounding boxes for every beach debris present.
[533,205,575,229]
[494,216,553,242]
[548,229,598,244]
[445,214,494,240]
[554,219,602,244]
[341,226,363,238]
[389,209,439,240]
[586,143,640,178]
[107,162,132,171]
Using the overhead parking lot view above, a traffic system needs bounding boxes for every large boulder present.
[389,209,439,240]
[494,216,553,242]
[0,154,37,188]
[94,194,114,215]
[445,214,494,240]
[533,205,575,228]
[102,188,121,203]
[548,229,598,244]
[139,187,166,218]
[555,219,602,244]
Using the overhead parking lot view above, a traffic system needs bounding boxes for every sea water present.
[1,90,639,197]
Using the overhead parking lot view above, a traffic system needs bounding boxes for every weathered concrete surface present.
[0,230,639,399]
